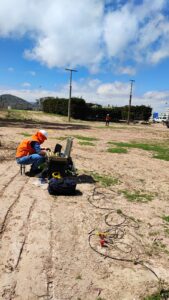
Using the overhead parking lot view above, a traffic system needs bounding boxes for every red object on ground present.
[100,239,105,247]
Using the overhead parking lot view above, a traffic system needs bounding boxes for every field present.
[0,110,169,300]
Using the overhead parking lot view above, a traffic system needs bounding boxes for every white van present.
[154,116,167,123]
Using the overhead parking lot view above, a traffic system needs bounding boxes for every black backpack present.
[48,177,77,195]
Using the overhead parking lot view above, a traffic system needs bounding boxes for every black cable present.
[87,185,161,284]
[88,186,117,210]
[105,211,126,227]
[88,234,135,263]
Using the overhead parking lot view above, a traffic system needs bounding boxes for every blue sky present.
[0,0,169,113]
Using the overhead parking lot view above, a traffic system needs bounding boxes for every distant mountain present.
[0,94,34,110]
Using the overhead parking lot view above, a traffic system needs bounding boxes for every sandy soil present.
[0,119,169,300]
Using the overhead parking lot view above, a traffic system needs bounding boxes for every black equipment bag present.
[48,177,77,195]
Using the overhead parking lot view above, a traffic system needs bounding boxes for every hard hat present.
[39,129,48,139]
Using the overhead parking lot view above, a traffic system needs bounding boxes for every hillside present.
[0,94,34,110]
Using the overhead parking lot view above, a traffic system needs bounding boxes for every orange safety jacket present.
[16,132,46,158]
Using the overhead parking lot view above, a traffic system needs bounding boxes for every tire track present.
[0,177,29,238]
[11,187,51,300]
[15,198,36,269]
[46,201,54,300]
[0,171,19,198]
[0,187,37,299]
[49,199,84,300]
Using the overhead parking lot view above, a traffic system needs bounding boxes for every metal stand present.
[20,165,26,175]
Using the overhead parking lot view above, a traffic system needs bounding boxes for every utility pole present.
[127,79,135,124]
[65,68,77,122]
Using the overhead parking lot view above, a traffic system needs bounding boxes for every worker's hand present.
[46,148,51,152]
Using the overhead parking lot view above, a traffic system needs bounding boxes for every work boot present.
[25,167,41,177]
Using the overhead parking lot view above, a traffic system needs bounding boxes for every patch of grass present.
[139,179,145,183]
[76,274,82,280]
[160,243,166,249]
[165,229,169,235]
[73,135,98,141]
[6,110,29,120]
[79,141,95,146]
[107,141,169,161]
[91,172,119,187]
[144,292,161,300]
[153,241,166,249]
[153,151,169,161]
[108,142,164,152]
[149,231,160,237]
[96,125,127,130]
[50,136,67,140]
[108,142,134,147]
[164,249,169,255]
[145,289,169,300]
[162,215,169,223]
[122,190,154,203]
[18,132,32,137]
[107,147,128,154]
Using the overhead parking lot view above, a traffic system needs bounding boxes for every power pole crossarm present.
[65,68,77,122]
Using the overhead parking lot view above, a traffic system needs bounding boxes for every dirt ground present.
[0,118,169,300]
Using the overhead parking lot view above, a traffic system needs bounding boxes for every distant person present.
[105,114,110,126]
[16,129,49,175]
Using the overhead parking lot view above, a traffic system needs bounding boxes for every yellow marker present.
[95,231,108,236]
[52,172,61,179]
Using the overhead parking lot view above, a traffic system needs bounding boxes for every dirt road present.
[0,121,169,300]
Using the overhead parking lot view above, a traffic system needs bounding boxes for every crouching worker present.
[16,129,49,176]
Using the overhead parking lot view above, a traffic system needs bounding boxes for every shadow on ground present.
[0,118,91,130]
[76,174,96,184]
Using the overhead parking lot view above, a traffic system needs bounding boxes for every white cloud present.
[0,0,104,70]
[103,0,169,65]
[0,88,58,102]
[118,66,136,76]
[22,82,31,87]
[143,91,168,99]
[150,49,169,64]
[29,71,36,76]
[97,82,130,97]
[0,0,169,71]
[8,67,14,72]
[103,6,138,57]
[132,90,169,113]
